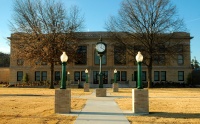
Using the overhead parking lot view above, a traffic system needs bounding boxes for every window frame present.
[161,71,166,81]
[178,71,184,81]
[17,71,23,81]
[41,71,47,81]
[154,71,160,81]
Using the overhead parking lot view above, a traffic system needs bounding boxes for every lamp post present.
[136,51,143,89]
[114,69,117,83]
[60,52,68,89]
[67,72,70,86]
[85,69,88,83]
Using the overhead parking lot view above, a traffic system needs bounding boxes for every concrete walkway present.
[73,89,130,124]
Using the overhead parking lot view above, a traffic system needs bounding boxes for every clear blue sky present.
[0,0,200,62]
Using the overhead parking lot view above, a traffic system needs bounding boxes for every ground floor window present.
[35,71,40,81]
[74,71,86,82]
[116,71,127,81]
[161,71,166,81]
[133,71,146,81]
[154,71,160,81]
[178,71,184,81]
[55,71,61,81]
[93,71,108,84]
[35,71,47,81]
[17,71,23,81]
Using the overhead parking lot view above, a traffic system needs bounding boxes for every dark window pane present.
[35,71,41,81]
[41,71,47,81]
[75,46,87,65]
[114,46,126,65]
[121,71,127,81]
[154,71,160,81]
[178,71,184,81]
[74,71,80,81]
[161,71,166,81]
[55,71,60,81]
[17,71,23,81]
[81,71,86,81]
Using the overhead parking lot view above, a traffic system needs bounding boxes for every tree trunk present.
[49,62,54,89]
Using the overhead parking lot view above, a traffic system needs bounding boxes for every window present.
[133,71,146,81]
[161,71,166,81]
[94,50,106,65]
[81,71,86,81]
[55,71,60,81]
[35,71,41,81]
[75,46,87,65]
[17,71,23,81]
[116,71,127,81]
[41,62,47,65]
[117,71,120,81]
[142,71,146,81]
[17,59,24,65]
[178,55,184,65]
[74,71,80,81]
[153,54,165,65]
[121,71,127,81]
[41,71,47,81]
[178,71,184,81]
[154,71,160,81]
[114,46,126,65]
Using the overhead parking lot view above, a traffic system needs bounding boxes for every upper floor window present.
[114,46,126,65]
[94,50,106,65]
[17,59,24,65]
[75,46,87,65]
[17,71,23,81]
[177,55,184,65]
[153,54,165,65]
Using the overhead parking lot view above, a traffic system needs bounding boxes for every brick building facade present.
[8,32,193,87]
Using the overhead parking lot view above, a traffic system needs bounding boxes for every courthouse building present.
[8,32,193,87]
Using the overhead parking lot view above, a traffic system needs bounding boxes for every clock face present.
[96,43,105,52]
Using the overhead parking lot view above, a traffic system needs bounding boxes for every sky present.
[0,0,199,62]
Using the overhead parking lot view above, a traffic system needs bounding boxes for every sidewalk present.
[73,89,130,124]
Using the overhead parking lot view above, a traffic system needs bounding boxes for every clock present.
[96,43,106,53]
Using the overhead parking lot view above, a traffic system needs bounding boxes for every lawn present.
[114,88,200,124]
[0,88,92,124]
[0,88,199,124]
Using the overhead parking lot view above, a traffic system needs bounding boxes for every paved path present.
[73,89,130,124]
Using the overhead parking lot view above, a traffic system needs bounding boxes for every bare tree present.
[106,0,188,88]
[9,0,84,89]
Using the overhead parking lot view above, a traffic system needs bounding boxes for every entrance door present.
[93,71,108,84]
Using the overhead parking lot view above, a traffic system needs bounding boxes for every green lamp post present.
[85,69,88,83]
[114,69,117,83]
[60,52,68,89]
[136,51,143,89]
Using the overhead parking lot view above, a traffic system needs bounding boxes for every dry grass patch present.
[0,88,88,124]
[115,88,200,124]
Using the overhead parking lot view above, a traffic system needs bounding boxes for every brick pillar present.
[112,83,118,92]
[84,83,90,92]
[55,89,71,113]
[96,88,106,97]
[132,89,149,114]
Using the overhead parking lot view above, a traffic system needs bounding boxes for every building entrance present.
[93,71,108,84]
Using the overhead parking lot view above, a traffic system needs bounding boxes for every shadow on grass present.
[147,112,200,119]
[0,94,54,97]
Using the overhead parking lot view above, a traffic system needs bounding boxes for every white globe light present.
[136,51,143,62]
[60,52,68,62]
